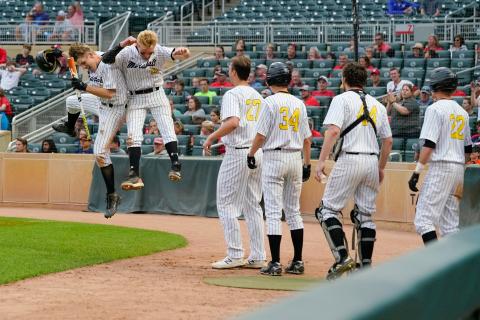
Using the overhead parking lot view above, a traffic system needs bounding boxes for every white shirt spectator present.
[0,69,23,90]
[386,79,413,94]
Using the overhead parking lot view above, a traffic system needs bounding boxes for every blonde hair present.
[137,30,158,48]
[69,43,93,61]
[201,120,215,134]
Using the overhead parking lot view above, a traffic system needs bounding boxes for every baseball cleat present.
[121,170,144,191]
[211,256,245,269]
[260,261,282,276]
[285,260,305,275]
[105,192,121,219]
[168,160,182,182]
[326,256,356,281]
[243,259,267,269]
[52,121,75,137]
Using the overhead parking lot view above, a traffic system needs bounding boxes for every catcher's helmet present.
[266,62,291,87]
[35,48,63,73]
[428,67,457,92]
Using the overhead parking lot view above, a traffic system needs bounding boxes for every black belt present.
[346,152,378,156]
[235,146,250,149]
[265,148,299,151]
[129,86,160,95]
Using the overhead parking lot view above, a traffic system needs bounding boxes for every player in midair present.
[102,31,190,189]
[62,44,128,218]
[247,62,312,276]
[315,62,393,280]
[408,67,472,244]
[203,56,266,269]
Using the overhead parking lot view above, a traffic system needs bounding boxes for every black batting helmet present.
[35,48,63,73]
[428,67,457,93]
[266,62,291,87]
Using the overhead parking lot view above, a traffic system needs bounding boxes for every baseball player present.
[203,56,266,269]
[408,67,472,244]
[57,44,127,218]
[315,62,393,280]
[247,62,312,276]
[102,31,190,189]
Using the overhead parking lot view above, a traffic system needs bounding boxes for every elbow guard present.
[423,139,436,149]
[465,145,473,154]
[102,44,123,64]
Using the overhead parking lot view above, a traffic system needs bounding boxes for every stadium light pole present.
[352,0,359,62]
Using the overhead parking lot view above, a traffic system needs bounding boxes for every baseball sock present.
[359,228,376,266]
[268,235,282,263]
[165,141,179,163]
[100,164,115,194]
[421,231,437,244]
[290,228,303,261]
[128,147,141,176]
[67,112,80,129]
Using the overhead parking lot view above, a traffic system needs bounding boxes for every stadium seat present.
[195,96,210,105]
[57,144,78,153]
[392,137,405,152]
[52,133,77,144]
[176,114,193,124]
[7,87,27,96]
[183,69,205,78]
[175,105,187,113]
[381,58,402,69]
[143,134,156,145]
[311,137,324,148]
[29,143,42,153]
[310,147,320,159]
[364,87,386,96]
[45,80,67,95]
[426,58,450,69]
[451,51,474,59]
[197,59,218,68]
[212,96,222,105]
[312,60,335,69]
[141,145,153,154]
[403,58,425,69]
[450,59,473,69]
[183,124,201,135]
[314,96,332,107]
[28,88,51,104]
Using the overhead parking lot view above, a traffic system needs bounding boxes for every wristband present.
[415,162,425,174]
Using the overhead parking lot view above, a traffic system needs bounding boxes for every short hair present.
[288,42,297,49]
[201,120,215,133]
[454,34,465,46]
[199,78,209,84]
[210,107,220,116]
[389,67,399,73]
[231,56,251,81]
[69,43,93,61]
[360,55,370,66]
[216,46,225,55]
[16,137,27,146]
[111,135,120,145]
[176,79,185,88]
[6,61,15,67]
[375,32,384,40]
[137,30,158,48]
[342,62,367,88]
[22,44,32,51]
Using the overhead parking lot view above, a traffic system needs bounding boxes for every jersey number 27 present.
[246,99,261,121]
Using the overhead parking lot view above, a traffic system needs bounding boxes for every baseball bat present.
[202,142,224,156]
[67,57,91,140]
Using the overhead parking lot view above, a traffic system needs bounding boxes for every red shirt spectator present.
[311,129,322,137]
[300,85,320,107]
[452,89,466,97]
[311,76,336,97]
[424,34,444,52]
[289,69,304,88]
[373,33,392,53]
[0,89,12,116]
[0,47,6,64]
[333,54,349,70]
[210,70,233,88]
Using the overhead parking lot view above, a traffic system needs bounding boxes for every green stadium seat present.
[172,96,185,104]
[329,42,350,52]
[45,80,67,95]
[57,144,79,153]
[20,73,37,82]
[291,59,311,69]
[28,88,51,104]
[7,87,27,96]
[403,58,425,69]
[183,124,201,135]
[451,51,474,59]
[310,147,320,159]
[392,137,405,152]
[212,96,222,105]
[312,60,335,69]
[11,95,34,111]
[183,69,205,78]
[52,133,77,144]
[175,105,187,113]
[304,68,330,78]
[381,58,403,69]
[314,96,332,107]
[141,145,153,154]
[20,79,43,88]
[177,135,190,146]
[195,96,210,105]
[330,69,343,78]
[197,59,218,68]
[143,134,156,145]
[436,51,451,59]
[328,78,342,87]
[450,59,474,69]
[29,143,42,153]
[364,87,386,96]
[311,137,324,148]
[401,68,425,80]
[426,58,450,69]
[176,114,193,124]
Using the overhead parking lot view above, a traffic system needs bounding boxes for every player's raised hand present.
[173,47,191,59]
[71,78,87,91]
[120,36,137,48]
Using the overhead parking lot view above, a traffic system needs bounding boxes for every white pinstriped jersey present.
[420,99,472,164]
[324,91,391,154]
[114,44,174,91]
[256,92,311,150]
[88,60,127,106]
[221,85,264,148]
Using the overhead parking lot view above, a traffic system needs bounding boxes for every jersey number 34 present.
[279,107,300,132]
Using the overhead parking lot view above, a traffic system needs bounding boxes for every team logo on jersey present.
[126,59,157,69]
[89,75,103,85]
[149,67,159,74]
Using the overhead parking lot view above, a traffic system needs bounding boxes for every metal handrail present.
[180,1,195,46]
[202,0,215,22]
[444,2,478,40]
[147,11,174,29]
[98,11,131,51]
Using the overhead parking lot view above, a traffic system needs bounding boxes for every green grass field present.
[0,216,187,285]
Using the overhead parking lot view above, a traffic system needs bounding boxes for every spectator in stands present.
[248,71,256,88]
[359,55,375,71]
[308,47,322,60]
[387,83,420,138]
[210,69,233,88]
[472,121,480,143]
[312,76,335,97]
[309,118,322,137]
[15,137,28,153]
[0,88,12,124]
[185,96,206,124]
[15,14,35,42]
[235,38,246,50]
[212,46,226,60]
[145,119,160,135]
[67,1,84,33]
[41,139,57,153]
[286,43,297,60]
[251,64,267,88]
[200,120,215,137]
[77,129,93,154]
[170,97,182,118]
[289,69,303,88]
[170,79,190,101]
[344,37,365,54]
[0,47,6,65]
[74,118,84,138]
[411,42,424,58]
[387,0,419,15]
[450,34,468,52]
[49,10,75,41]
[452,88,466,97]
[467,146,480,164]
[261,88,272,98]
[148,137,168,156]
[0,61,27,90]
[300,85,320,107]
[29,2,49,26]
[386,67,414,94]
[235,43,248,58]
[209,107,221,125]
[420,0,440,17]
[194,78,217,104]
[370,68,385,87]
[424,35,443,53]
[324,52,336,60]
[264,43,276,60]
[418,86,433,106]
[333,53,349,70]
[462,98,475,117]
[110,135,126,154]
[191,77,200,93]
[15,44,34,67]
[364,46,374,60]
[163,74,177,91]
[471,80,480,111]
[174,119,184,135]
[373,33,392,55]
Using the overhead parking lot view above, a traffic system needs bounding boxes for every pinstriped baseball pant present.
[262,150,304,235]
[93,105,125,167]
[216,147,266,261]
[66,93,101,116]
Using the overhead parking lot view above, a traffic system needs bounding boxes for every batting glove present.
[71,78,87,91]
[247,155,257,169]
[302,164,311,182]
[408,172,419,192]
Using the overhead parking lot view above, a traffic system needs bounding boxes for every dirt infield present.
[0,208,421,320]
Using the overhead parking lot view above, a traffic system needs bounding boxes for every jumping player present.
[315,62,393,280]
[102,31,190,189]
[408,67,472,244]
[247,62,312,276]
[203,56,266,269]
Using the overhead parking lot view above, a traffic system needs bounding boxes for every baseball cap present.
[421,86,431,94]
[165,74,177,82]
[256,64,268,70]
[317,75,329,83]
[370,68,380,76]
[153,137,164,145]
[300,85,310,91]
[412,42,424,50]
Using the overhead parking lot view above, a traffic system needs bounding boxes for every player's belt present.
[265,148,300,152]
[234,146,250,149]
[345,152,378,156]
[129,86,160,95]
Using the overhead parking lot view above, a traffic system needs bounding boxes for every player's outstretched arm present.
[102,36,137,64]
[378,136,393,183]
[172,47,191,60]
[203,117,239,151]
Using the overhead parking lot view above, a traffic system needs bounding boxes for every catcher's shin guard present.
[315,204,348,263]
[350,205,376,267]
